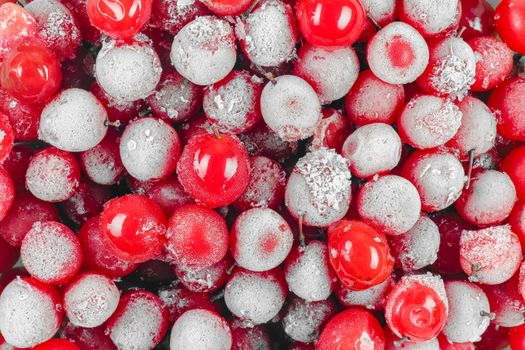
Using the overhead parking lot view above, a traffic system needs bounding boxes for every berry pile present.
[0,0,525,349]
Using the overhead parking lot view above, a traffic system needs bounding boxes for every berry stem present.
[456,26,467,38]
[367,14,382,31]
[393,336,410,348]
[465,149,475,190]
[480,310,496,320]
[298,213,306,249]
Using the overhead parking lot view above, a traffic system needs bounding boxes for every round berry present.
[510,324,525,350]
[469,36,513,92]
[87,0,152,39]
[145,175,194,216]
[33,339,80,350]
[238,122,299,160]
[311,108,352,153]
[90,82,143,126]
[482,275,525,327]
[0,3,38,63]
[80,130,125,186]
[384,327,440,349]
[174,254,233,293]
[398,0,461,38]
[335,277,392,310]
[502,146,525,201]
[158,284,216,324]
[0,166,14,221]
[0,90,42,141]
[495,0,525,55]
[231,322,272,350]
[488,77,525,141]
[459,0,495,40]
[150,0,209,35]
[359,0,397,41]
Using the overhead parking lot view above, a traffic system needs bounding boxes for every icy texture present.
[342,123,402,179]
[460,225,522,285]
[64,273,120,328]
[120,117,180,181]
[294,45,359,104]
[235,0,296,67]
[171,309,232,350]
[0,278,60,348]
[282,297,335,343]
[336,278,391,310]
[175,257,229,293]
[171,16,236,86]
[285,149,352,227]
[39,88,108,152]
[400,0,459,37]
[96,38,162,102]
[443,280,491,343]
[358,175,421,235]
[367,22,429,84]
[232,208,293,272]
[391,216,440,272]
[80,138,123,186]
[362,0,396,23]
[399,95,462,149]
[261,75,321,142]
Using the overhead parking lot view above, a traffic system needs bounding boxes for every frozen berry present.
[0,112,14,163]
[201,0,251,16]
[0,166,14,222]
[495,0,525,55]
[158,283,216,324]
[398,0,461,38]
[231,322,272,350]
[469,36,513,92]
[335,277,392,310]
[62,323,117,350]
[459,0,495,40]
[145,175,194,216]
[488,77,525,141]
[87,0,152,39]
[359,0,397,42]
[311,109,352,153]
[174,254,233,293]
[501,146,525,201]
[0,90,42,141]
[0,3,38,63]
[482,275,525,327]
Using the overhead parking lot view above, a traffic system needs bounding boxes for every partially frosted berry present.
[166,204,229,268]
[231,208,293,272]
[145,176,194,216]
[510,201,525,250]
[87,0,152,39]
[0,277,62,348]
[224,268,287,325]
[494,0,525,55]
[239,122,298,160]
[345,70,405,126]
[286,148,351,227]
[335,277,392,310]
[446,96,497,159]
[25,147,81,202]
[62,323,117,350]
[171,16,236,86]
[282,296,338,343]
[25,0,81,61]
[455,170,516,226]
[488,77,525,141]
[385,273,448,342]
[261,75,321,142]
[469,36,513,92]
[61,181,111,226]
[293,44,359,104]
[99,194,167,263]
[510,324,525,350]
[285,240,336,301]
[0,3,38,63]
[39,88,108,152]
[0,167,13,221]
[390,215,440,272]
[0,90,42,141]
[95,38,162,102]
[438,335,475,350]
[317,308,385,350]
[342,123,402,179]
[398,95,462,149]
[2,145,34,191]
[33,339,80,350]
[398,0,461,38]
[80,130,125,186]
[401,149,465,212]
[203,71,263,134]
[147,70,203,123]
[174,254,233,293]
[0,113,13,163]
[367,22,429,85]
[502,146,525,201]
[442,280,491,343]
[311,109,352,153]
[64,272,120,328]
[357,175,421,235]
[201,0,252,16]
[482,275,525,327]
[120,117,181,181]
[236,0,297,67]
[177,133,250,208]
[150,0,209,35]
[158,283,216,324]
[460,225,521,285]
[170,309,232,350]
[89,83,143,126]
[359,0,396,41]
[384,328,440,349]
[231,322,272,350]
[106,290,168,350]
[459,0,495,40]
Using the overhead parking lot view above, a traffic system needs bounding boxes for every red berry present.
[231,322,272,350]
[502,146,525,201]
[438,335,475,350]
[33,339,80,350]
[145,175,194,217]
[510,324,525,350]
[296,0,366,49]
[495,0,525,54]
[200,0,252,16]
[311,109,352,153]
[468,36,513,92]
[459,0,495,40]
[150,0,209,35]
[0,89,42,141]
[398,0,461,38]
[174,254,233,293]
[509,201,525,251]
[99,194,167,263]
[0,166,14,221]
[336,277,392,310]
[158,284,216,324]
[482,275,525,327]
[90,82,143,126]
[0,3,38,63]
[62,323,117,350]
[328,220,394,291]
[488,77,525,141]
[0,112,14,163]
[0,236,18,273]
[60,181,111,226]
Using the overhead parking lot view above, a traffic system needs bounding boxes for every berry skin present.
[328,220,394,291]
[317,308,385,350]
[509,324,525,350]
[495,0,525,54]
[200,0,252,16]
[501,146,525,201]
[99,194,168,264]
[398,0,461,38]
[33,339,80,350]
[488,77,525,141]
[296,0,366,49]
[459,0,495,40]
[0,3,38,63]
[86,0,152,39]
[0,89,42,142]
[468,36,513,92]
[0,236,18,273]
[0,113,14,163]
[0,166,14,222]
[177,133,250,208]
[150,0,209,35]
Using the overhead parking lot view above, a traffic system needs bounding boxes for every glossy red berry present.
[33,338,81,350]
[501,146,525,201]
[86,0,152,39]
[495,0,525,54]
[459,0,495,40]
[510,324,525,350]
[99,194,168,263]
[0,89,42,142]
[468,36,513,92]
[0,166,14,222]
[0,3,38,63]
[328,220,394,291]
[296,0,366,49]
[0,112,14,163]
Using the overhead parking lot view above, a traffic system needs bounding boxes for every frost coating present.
[282,297,335,343]
[336,278,391,310]
[400,0,460,37]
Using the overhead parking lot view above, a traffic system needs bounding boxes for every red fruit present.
[0,112,14,163]
[488,77,525,141]
[459,0,495,40]
[311,109,352,153]
[510,324,525,350]
[0,236,18,273]
[476,323,509,350]
[33,339,80,350]
[0,89,42,141]
[317,308,385,350]
[64,0,101,44]
[398,0,461,38]
[166,204,229,269]
[62,323,117,350]
[238,122,298,160]
[328,220,394,291]
[296,0,366,49]
[99,194,167,263]
[200,0,252,16]
[468,36,513,92]
[174,254,233,293]
[90,83,143,126]
[231,322,272,350]
[60,181,112,226]
[150,0,209,35]
[438,335,475,350]
[158,284,216,324]
[1,145,34,191]
[145,175,194,217]
[86,0,152,39]
[0,38,62,104]
[495,0,525,54]
[509,201,525,250]
[177,133,250,208]
[482,275,525,327]
[0,3,38,63]
[502,146,525,201]
[0,166,14,221]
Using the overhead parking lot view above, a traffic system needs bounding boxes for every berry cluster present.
[0,0,525,349]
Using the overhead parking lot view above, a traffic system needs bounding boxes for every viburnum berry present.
[501,146,525,201]
[495,0,525,54]
[336,277,392,311]
[358,0,397,42]
[61,323,117,350]
[32,339,80,350]
[145,175,194,216]
[490,77,525,139]
[468,36,513,92]
[0,236,18,274]
[459,0,495,40]
[200,0,252,16]
[174,254,233,293]
[398,0,461,38]
[0,166,14,221]
[150,0,209,35]
[230,322,272,350]
[482,275,525,327]
[509,201,525,250]
[311,109,352,153]
[0,112,14,163]
[158,283,216,324]
[0,89,42,142]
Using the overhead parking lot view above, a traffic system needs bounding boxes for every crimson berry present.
[328,220,394,291]
[0,112,14,164]
[0,38,62,104]
[510,324,525,350]
[0,166,14,221]
[177,133,250,208]
[459,0,495,40]
[311,109,352,153]
[200,0,252,16]
[0,3,38,63]
[61,181,112,226]
[62,323,117,350]
[296,0,366,49]
[0,89,42,142]
[488,77,525,141]
[145,175,194,217]
[158,284,216,324]
[468,36,513,92]
[501,146,525,201]
[495,0,525,54]
[509,201,525,251]
[33,339,80,350]
[86,0,152,39]
[99,194,168,263]
[438,335,475,350]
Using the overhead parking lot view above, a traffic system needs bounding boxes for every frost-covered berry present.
[398,0,461,38]
[311,109,352,153]
[293,44,359,104]
[367,22,429,85]
[150,0,209,35]
[261,75,321,142]
[335,278,392,310]
[171,16,236,86]
[39,88,108,152]
[170,309,232,350]
[285,148,352,227]
[0,167,14,222]
[342,123,402,179]
[235,0,298,67]
[95,38,162,102]
[174,254,233,293]
[469,36,514,92]
[120,117,181,181]
[482,276,525,328]
[64,273,120,328]
[231,322,272,350]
